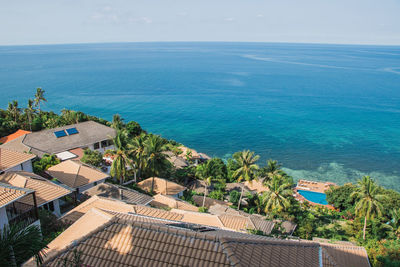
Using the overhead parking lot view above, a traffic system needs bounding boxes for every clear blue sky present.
[1,0,400,45]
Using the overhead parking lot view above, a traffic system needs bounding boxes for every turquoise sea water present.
[297,190,328,205]
[0,42,400,190]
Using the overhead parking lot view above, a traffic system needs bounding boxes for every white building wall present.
[53,199,61,217]
[0,206,8,230]
[5,160,33,172]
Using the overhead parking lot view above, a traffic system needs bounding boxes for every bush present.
[209,190,224,200]
[81,149,103,167]
[198,207,208,213]
[125,121,142,138]
[33,154,60,174]
[38,209,67,243]
[229,190,240,204]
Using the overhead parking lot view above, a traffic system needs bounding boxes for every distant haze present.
[1,0,400,46]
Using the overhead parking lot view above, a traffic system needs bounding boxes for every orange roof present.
[0,130,31,144]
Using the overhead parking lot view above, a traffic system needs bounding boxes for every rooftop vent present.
[54,130,67,138]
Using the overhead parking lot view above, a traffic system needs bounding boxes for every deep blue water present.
[298,190,328,205]
[1,42,400,190]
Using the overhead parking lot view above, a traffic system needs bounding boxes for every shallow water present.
[0,42,399,190]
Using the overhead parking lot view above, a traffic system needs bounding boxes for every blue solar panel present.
[54,130,67,138]
[66,127,79,135]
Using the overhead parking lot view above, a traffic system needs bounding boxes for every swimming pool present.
[297,190,328,205]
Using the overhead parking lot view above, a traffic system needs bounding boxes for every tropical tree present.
[111,114,124,130]
[262,175,293,213]
[34,87,47,112]
[0,223,47,266]
[128,133,148,181]
[258,159,286,181]
[351,176,387,240]
[109,131,132,185]
[390,208,400,238]
[144,135,170,192]
[232,150,259,210]
[24,99,36,131]
[7,100,21,122]
[195,163,213,207]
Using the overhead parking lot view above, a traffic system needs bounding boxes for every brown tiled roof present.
[164,151,189,169]
[0,171,72,207]
[134,205,184,221]
[172,209,226,228]
[0,182,32,208]
[38,210,324,267]
[0,135,31,154]
[137,177,186,195]
[47,160,109,188]
[151,194,198,211]
[0,148,36,171]
[83,183,153,205]
[218,214,252,232]
[320,242,371,267]
[192,195,231,208]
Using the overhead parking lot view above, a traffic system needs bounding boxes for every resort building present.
[0,171,72,217]
[137,177,187,197]
[0,121,116,158]
[24,206,371,267]
[0,182,39,230]
[0,148,36,173]
[83,182,153,205]
[163,151,189,169]
[47,159,109,195]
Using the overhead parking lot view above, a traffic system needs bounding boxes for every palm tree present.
[111,114,124,130]
[262,175,293,213]
[0,223,47,266]
[233,150,259,210]
[24,99,36,131]
[390,208,400,238]
[264,159,285,180]
[195,163,213,207]
[7,100,21,122]
[128,133,148,182]
[144,135,170,193]
[109,131,132,185]
[351,176,387,240]
[34,87,47,112]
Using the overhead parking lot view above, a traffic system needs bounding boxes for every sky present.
[0,0,400,45]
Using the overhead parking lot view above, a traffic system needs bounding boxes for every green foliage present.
[81,149,103,167]
[198,206,208,213]
[125,121,143,138]
[205,158,227,180]
[325,183,357,211]
[0,222,48,266]
[365,239,400,267]
[229,190,240,204]
[208,190,224,200]
[33,154,60,174]
[38,209,67,244]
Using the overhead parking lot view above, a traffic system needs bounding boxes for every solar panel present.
[66,127,79,135]
[54,130,67,138]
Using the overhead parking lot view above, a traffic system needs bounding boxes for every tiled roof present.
[47,160,109,188]
[0,135,31,154]
[134,205,184,221]
[0,148,36,171]
[0,182,33,208]
[137,177,186,195]
[164,151,189,169]
[21,121,116,157]
[0,171,72,207]
[172,209,226,228]
[83,183,153,205]
[38,210,324,267]
[244,179,270,193]
[151,193,198,211]
[0,129,31,144]
[319,242,371,267]
[192,195,231,208]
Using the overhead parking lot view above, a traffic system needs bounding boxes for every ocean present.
[0,42,399,191]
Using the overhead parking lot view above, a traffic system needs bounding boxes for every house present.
[47,160,109,195]
[0,182,39,230]
[83,183,153,205]
[0,121,116,158]
[0,171,72,217]
[163,151,189,169]
[151,193,198,211]
[137,177,186,197]
[0,129,31,144]
[0,148,36,173]
[23,206,371,267]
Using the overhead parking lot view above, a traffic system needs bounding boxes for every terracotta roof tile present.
[0,182,32,208]
[47,160,109,188]
[151,194,198,211]
[137,177,186,196]
[0,148,36,171]
[0,129,31,144]
[0,171,72,206]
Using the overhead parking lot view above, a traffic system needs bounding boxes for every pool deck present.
[294,179,337,209]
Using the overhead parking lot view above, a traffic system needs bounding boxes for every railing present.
[8,208,39,226]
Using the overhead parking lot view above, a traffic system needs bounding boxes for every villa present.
[137,177,187,197]
[0,171,72,217]
[0,148,36,173]
[47,159,109,195]
[0,121,116,159]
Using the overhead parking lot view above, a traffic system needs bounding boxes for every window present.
[49,201,54,212]
[94,142,100,149]
[101,140,108,148]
